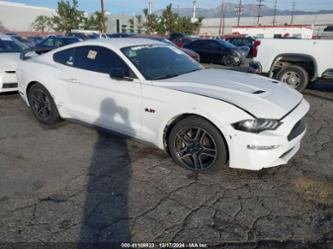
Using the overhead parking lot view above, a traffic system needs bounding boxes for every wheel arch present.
[269,53,318,81]
[25,81,42,106]
[162,113,230,161]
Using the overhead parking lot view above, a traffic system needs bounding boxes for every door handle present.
[67,78,80,84]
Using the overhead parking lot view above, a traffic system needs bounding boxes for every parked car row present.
[3,30,330,96]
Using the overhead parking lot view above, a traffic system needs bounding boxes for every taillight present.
[253,40,261,58]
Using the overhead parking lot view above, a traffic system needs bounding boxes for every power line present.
[255,0,265,25]
[235,0,244,26]
[272,0,278,26]
[290,1,296,25]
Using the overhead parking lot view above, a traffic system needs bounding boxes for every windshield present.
[218,40,237,49]
[0,38,28,53]
[64,38,79,44]
[121,45,203,80]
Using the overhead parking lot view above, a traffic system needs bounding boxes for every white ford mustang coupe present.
[17,39,309,172]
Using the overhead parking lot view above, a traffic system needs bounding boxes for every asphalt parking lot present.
[0,76,332,248]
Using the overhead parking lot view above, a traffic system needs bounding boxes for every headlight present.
[232,119,282,133]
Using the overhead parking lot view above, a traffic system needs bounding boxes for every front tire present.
[222,55,236,67]
[168,116,228,172]
[276,65,309,92]
[28,83,61,125]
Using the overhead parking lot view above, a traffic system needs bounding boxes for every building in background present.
[0,1,54,32]
[0,1,137,34]
[200,14,333,38]
[232,25,314,39]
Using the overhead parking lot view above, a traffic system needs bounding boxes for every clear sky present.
[2,0,333,14]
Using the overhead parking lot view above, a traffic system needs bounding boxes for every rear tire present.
[28,83,61,125]
[168,116,228,173]
[276,65,309,92]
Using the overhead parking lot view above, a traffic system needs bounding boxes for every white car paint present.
[17,38,310,171]
[253,39,333,79]
[0,45,20,93]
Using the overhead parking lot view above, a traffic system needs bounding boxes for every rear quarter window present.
[53,48,74,66]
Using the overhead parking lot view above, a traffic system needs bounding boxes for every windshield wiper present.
[153,73,181,80]
[153,68,203,80]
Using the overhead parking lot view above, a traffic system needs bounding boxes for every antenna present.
[290,1,296,25]
[272,0,278,26]
[255,0,265,25]
[235,0,244,26]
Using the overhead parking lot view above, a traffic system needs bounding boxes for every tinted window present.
[54,38,65,47]
[217,40,236,49]
[53,48,74,66]
[42,38,54,46]
[207,41,220,49]
[188,40,205,48]
[74,46,133,76]
[0,39,28,53]
[63,37,80,45]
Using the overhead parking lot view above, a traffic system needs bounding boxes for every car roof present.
[64,38,164,50]
[46,35,79,39]
[0,33,13,40]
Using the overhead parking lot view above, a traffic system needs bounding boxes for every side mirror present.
[110,68,125,79]
[109,68,134,81]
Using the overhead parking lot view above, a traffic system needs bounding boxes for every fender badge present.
[145,108,156,113]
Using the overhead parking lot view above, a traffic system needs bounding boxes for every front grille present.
[287,118,306,141]
[2,83,18,89]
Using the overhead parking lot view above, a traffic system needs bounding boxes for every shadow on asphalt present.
[305,81,333,101]
[79,98,132,247]
[308,81,333,92]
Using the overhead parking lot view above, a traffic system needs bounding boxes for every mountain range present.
[155,3,333,18]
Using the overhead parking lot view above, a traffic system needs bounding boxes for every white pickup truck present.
[251,39,333,91]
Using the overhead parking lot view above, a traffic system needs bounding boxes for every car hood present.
[153,69,303,119]
[0,53,20,70]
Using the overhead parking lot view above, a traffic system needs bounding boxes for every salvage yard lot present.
[0,79,332,248]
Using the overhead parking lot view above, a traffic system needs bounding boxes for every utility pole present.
[218,1,225,36]
[100,0,106,34]
[290,1,296,25]
[235,0,244,26]
[191,0,198,22]
[148,1,153,15]
[272,0,278,26]
[256,0,265,25]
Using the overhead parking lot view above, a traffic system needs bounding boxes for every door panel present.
[52,45,142,137]
[65,68,141,137]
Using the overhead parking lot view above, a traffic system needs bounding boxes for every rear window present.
[217,40,236,49]
[53,48,74,66]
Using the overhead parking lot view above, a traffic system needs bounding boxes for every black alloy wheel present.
[222,55,237,67]
[168,116,227,172]
[28,83,61,125]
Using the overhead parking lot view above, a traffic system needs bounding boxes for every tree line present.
[32,0,203,35]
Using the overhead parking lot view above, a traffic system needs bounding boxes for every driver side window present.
[73,46,136,78]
